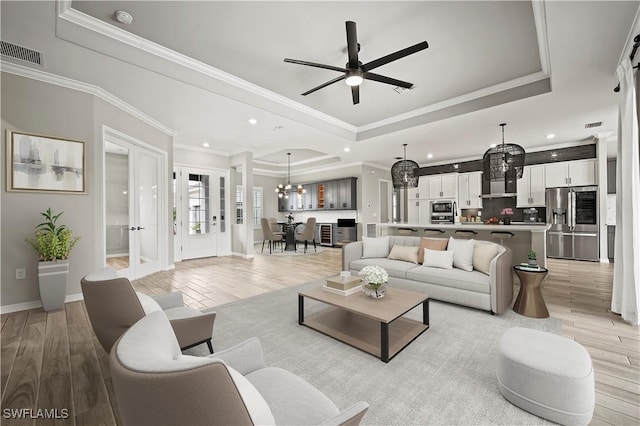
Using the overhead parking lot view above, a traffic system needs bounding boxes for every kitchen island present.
[374,222,551,267]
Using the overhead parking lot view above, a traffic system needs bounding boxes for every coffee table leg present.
[298,295,304,325]
[381,322,389,363]
[423,299,430,325]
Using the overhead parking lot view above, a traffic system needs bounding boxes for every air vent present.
[1,41,42,66]
[584,121,602,128]
[393,86,413,95]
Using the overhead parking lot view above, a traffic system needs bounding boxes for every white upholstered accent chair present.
[295,217,317,253]
[110,311,369,426]
[81,267,215,353]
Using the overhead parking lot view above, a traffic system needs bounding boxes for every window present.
[236,186,263,227]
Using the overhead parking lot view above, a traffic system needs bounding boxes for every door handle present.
[129,227,136,231]
[136,226,145,230]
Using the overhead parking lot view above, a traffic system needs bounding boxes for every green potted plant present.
[527,249,537,266]
[25,208,80,311]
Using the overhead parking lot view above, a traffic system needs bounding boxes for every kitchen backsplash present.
[462,198,546,223]
[281,210,357,224]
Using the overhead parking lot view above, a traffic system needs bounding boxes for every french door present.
[104,130,165,279]
[174,167,230,260]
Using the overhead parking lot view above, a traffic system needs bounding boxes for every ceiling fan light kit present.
[482,123,526,182]
[284,21,428,104]
[391,144,419,189]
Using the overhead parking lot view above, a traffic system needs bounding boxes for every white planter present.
[38,260,69,312]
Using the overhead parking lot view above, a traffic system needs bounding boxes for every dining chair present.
[269,217,286,240]
[295,217,317,253]
[261,218,284,254]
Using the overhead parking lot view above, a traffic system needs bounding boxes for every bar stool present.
[491,231,514,246]
[455,229,477,239]
[424,229,445,237]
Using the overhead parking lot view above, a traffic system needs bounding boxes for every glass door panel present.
[134,150,161,276]
[105,143,130,271]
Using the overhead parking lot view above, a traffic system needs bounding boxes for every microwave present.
[430,201,453,214]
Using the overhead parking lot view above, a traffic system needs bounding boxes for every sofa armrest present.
[489,247,514,314]
[169,311,216,349]
[319,401,369,426]
[342,241,363,271]
[209,337,266,375]
[151,292,184,310]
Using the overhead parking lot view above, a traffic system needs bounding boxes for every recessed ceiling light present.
[248,118,258,125]
[202,142,210,148]
[489,143,497,148]
[344,147,350,152]
[546,134,555,139]
[551,152,558,157]
[427,153,433,159]
[115,10,133,24]
[453,164,459,169]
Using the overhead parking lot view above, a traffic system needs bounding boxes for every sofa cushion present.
[247,366,339,425]
[447,237,475,272]
[422,249,454,269]
[349,258,418,279]
[362,236,390,258]
[387,245,419,264]
[418,237,449,264]
[228,366,276,426]
[473,241,498,275]
[407,266,490,294]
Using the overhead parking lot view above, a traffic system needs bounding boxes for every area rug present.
[254,243,325,256]
[190,278,560,425]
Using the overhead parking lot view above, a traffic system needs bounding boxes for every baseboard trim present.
[0,292,84,314]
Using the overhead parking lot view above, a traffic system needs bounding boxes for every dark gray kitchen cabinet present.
[303,183,318,210]
[324,180,338,209]
[607,159,616,194]
[338,177,357,209]
[277,177,356,211]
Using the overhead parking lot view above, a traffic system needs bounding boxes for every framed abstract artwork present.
[6,130,86,193]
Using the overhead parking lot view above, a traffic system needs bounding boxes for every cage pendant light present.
[391,144,419,189]
[482,123,525,181]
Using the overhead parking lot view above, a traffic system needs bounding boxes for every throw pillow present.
[447,237,475,272]
[473,242,498,275]
[227,366,276,425]
[422,249,454,269]
[362,236,390,258]
[387,245,420,264]
[418,237,448,264]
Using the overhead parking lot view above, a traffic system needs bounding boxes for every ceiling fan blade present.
[346,21,359,69]
[351,85,360,105]
[301,75,346,96]
[364,72,413,89]
[284,58,347,73]
[361,41,429,72]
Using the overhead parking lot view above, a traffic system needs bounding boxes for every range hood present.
[480,180,517,199]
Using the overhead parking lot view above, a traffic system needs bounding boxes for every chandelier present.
[275,153,304,198]
[391,144,419,188]
[482,123,525,181]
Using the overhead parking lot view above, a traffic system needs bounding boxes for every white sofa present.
[342,236,513,314]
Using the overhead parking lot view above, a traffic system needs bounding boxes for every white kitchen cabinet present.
[457,172,483,208]
[427,173,457,199]
[407,199,430,224]
[545,159,596,187]
[407,177,430,200]
[517,165,546,207]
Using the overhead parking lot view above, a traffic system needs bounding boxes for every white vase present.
[362,283,387,299]
[38,260,69,312]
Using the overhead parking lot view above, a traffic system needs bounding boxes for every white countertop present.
[380,222,551,232]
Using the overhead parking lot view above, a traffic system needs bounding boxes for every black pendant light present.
[391,144,419,189]
[482,123,525,181]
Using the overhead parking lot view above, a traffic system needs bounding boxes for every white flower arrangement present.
[359,265,389,289]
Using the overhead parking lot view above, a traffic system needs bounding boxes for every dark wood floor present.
[1,250,638,425]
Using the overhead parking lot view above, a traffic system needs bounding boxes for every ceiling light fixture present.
[248,118,258,125]
[427,153,433,159]
[202,142,210,148]
[391,144,419,189]
[546,134,555,139]
[345,70,363,87]
[275,153,305,198]
[482,123,525,182]
[344,147,351,152]
[114,10,133,24]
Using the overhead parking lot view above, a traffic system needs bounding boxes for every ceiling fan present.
[284,21,428,105]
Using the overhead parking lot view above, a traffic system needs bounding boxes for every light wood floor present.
[1,250,638,425]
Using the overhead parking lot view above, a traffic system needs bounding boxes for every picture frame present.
[6,130,86,194]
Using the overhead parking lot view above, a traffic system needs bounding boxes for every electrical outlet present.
[16,268,26,280]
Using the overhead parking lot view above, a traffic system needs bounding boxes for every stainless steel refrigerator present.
[546,186,599,261]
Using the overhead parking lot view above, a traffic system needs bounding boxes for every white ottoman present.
[497,327,595,425]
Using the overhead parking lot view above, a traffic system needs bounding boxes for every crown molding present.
[56,2,357,134]
[531,0,552,78]
[1,61,175,136]
[173,142,230,157]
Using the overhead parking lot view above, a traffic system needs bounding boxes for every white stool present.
[497,327,595,425]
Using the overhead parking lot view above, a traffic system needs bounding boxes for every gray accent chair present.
[110,311,369,426]
[81,267,216,353]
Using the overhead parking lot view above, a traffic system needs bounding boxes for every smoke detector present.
[115,10,133,25]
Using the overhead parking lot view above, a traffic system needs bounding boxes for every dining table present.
[278,222,303,251]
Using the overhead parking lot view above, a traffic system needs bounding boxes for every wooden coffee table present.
[298,286,429,362]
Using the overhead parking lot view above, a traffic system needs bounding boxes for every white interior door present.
[176,167,230,260]
[104,132,164,279]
